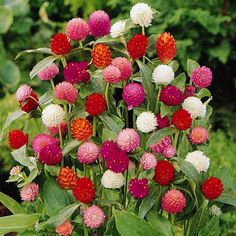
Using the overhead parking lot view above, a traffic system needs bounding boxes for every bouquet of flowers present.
[0,2,235,236]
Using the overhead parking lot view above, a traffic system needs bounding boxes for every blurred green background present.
[0,0,235,234]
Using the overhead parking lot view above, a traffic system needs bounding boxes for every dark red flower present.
[85,93,106,116]
[50,33,71,55]
[39,144,62,165]
[8,130,28,149]
[19,91,39,113]
[129,178,149,199]
[172,109,192,130]
[156,114,170,129]
[160,85,183,106]
[183,85,196,99]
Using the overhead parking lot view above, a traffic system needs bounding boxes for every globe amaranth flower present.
[152,65,174,85]
[48,120,67,136]
[210,205,222,216]
[201,177,223,200]
[183,85,196,99]
[85,93,106,116]
[122,83,145,110]
[129,178,149,199]
[39,144,62,165]
[92,43,112,68]
[189,126,209,145]
[37,63,59,81]
[55,221,74,236]
[77,142,100,164]
[191,66,213,88]
[136,111,157,133]
[163,145,176,159]
[160,85,183,106]
[10,166,20,176]
[130,3,153,27]
[100,140,118,160]
[140,152,157,170]
[8,129,28,149]
[103,65,121,83]
[185,150,210,173]
[57,166,77,189]
[172,109,192,130]
[110,20,126,38]
[16,84,32,102]
[101,170,124,189]
[156,114,170,129]
[50,33,71,55]
[149,135,171,155]
[20,183,39,201]
[161,189,186,214]
[71,118,92,142]
[111,57,132,80]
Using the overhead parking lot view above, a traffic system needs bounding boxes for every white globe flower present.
[185,150,210,173]
[182,96,206,119]
[101,170,124,189]
[136,111,157,133]
[130,3,153,27]
[210,205,222,216]
[152,65,174,85]
[42,104,65,127]
[110,20,126,38]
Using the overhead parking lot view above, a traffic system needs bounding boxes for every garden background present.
[0,0,235,235]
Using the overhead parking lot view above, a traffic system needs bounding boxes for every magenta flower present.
[160,85,183,106]
[101,140,118,160]
[156,114,170,129]
[129,178,149,199]
[191,66,213,88]
[39,144,62,165]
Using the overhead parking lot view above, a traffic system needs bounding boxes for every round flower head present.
[50,33,71,55]
[8,129,28,149]
[110,20,126,38]
[71,118,92,142]
[88,10,110,37]
[189,126,209,145]
[57,166,77,189]
[156,114,170,129]
[85,93,106,116]
[83,205,105,229]
[185,150,210,173]
[191,66,213,88]
[117,128,140,152]
[48,120,67,136]
[111,57,132,80]
[201,177,223,200]
[20,183,39,201]
[101,170,124,189]
[129,178,149,199]
[16,84,32,102]
[172,109,192,130]
[42,104,65,127]
[37,63,59,81]
[149,135,171,155]
[210,205,222,216]
[122,83,145,110]
[66,18,89,41]
[140,152,157,170]
[10,166,20,176]
[130,3,153,27]
[182,96,206,119]
[77,142,100,164]
[160,85,183,106]
[183,85,196,99]
[103,65,121,83]
[54,82,78,104]
[152,65,174,85]
[136,111,157,133]
[39,144,62,165]
[163,145,176,159]
[55,221,74,236]
[161,189,186,214]
[100,140,118,160]
[92,43,112,68]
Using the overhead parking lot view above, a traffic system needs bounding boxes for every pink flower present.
[55,221,74,236]
[100,140,118,160]
[160,85,183,106]
[150,135,171,154]
[16,84,32,102]
[83,205,105,228]
[103,65,121,84]
[117,128,140,152]
[140,152,157,170]
[39,144,62,165]
[156,114,170,129]
[37,63,59,81]
[163,145,176,158]
[48,120,67,136]
[129,178,149,199]
[191,66,213,88]
[183,85,196,99]
[10,166,20,176]
[189,126,209,145]
[20,183,39,201]
[111,57,132,80]
[77,142,100,164]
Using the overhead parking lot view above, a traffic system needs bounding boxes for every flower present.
[172,109,192,130]
[50,33,71,55]
[57,166,77,189]
[191,66,213,88]
[63,61,90,84]
[183,85,196,99]
[117,128,140,152]
[156,32,176,64]
[153,160,175,186]
[20,183,39,201]
[101,170,124,189]
[189,127,209,145]
[140,152,157,170]
[8,130,28,149]
[161,189,186,214]
[85,93,106,116]
[55,221,74,236]
[10,166,20,176]
[88,10,110,37]
[42,104,65,127]
[72,177,96,203]
[129,178,149,199]
[182,96,206,119]
[48,121,67,136]
[100,140,118,160]
[156,114,170,129]
[92,43,112,68]
[110,20,126,38]
[160,85,183,106]
[16,84,32,102]
[163,145,176,159]
[152,65,174,85]
[77,142,100,164]
[130,3,153,27]
[39,144,62,165]
[71,118,92,142]
[83,205,105,228]
[111,57,132,80]
[149,135,171,154]
[127,34,148,60]
[136,111,157,133]
[185,150,210,173]
[103,65,121,83]
[37,63,59,81]
[201,177,224,200]
[66,18,89,41]
[122,83,145,110]
[210,205,222,216]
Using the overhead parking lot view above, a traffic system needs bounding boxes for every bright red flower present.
[57,166,77,189]
[92,43,112,68]
[8,130,28,149]
[172,109,192,130]
[85,93,106,116]
[50,33,72,55]
[19,91,39,113]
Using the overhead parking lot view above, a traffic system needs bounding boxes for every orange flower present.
[71,118,92,141]
[57,166,77,189]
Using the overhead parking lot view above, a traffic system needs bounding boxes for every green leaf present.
[45,165,60,177]
[104,216,120,236]
[62,140,80,156]
[146,128,173,147]
[15,48,52,59]
[0,6,13,34]
[196,88,211,99]
[209,40,230,64]
[39,91,53,106]
[4,0,30,16]
[11,17,32,34]
[215,167,233,191]
[102,128,117,142]
[169,60,179,72]
[198,216,220,236]
[172,72,186,92]
[187,59,200,77]
[17,167,39,188]
[99,114,124,134]
[160,102,169,117]
[215,191,236,207]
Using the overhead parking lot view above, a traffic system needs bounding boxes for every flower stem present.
[63,104,71,138]
[61,57,67,68]
[50,79,55,91]
[58,125,63,148]
[155,86,162,113]
[93,116,97,136]
[105,82,110,112]
[123,169,129,208]
[84,226,88,236]
[79,41,83,48]
[173,130,180,149]
[142,26,145,35]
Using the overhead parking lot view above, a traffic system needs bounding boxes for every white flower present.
[110,20,126,38]
[101,170,124,189]
[210,205,222,216]
[130,3,153,27]
[136,111,157,133]
[185,150,210,173]
[10,166,20,176]
[152,65,174,85]
[182,96,206,119]
[42,104,65,127]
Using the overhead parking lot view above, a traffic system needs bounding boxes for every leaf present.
[169,60,179,72]
[198,216,220,236]
[215,191,236,207]
[99,115,124,134]
[187,58,200,77]
[39,92,52,106]
[160,102,169,117]
[45,165,60,177]
[146,128,173,147]
[104,216,120,236]
[196,88,211,99]
[209,40,230,64]
[172,72,186,92]
[215,167,233,191]
[102,128,117,142]
[15,48,52,59]
[0,6,13,34]
[62,140,80,156]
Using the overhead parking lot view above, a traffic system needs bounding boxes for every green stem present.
[132,110,136,129]
[61,57,67,68]
[124,169,129,208]
[155,86,162,113]
[170,214,175,225]
[84,226,88,236]
[50,79,55,91]
[204,96,213,106]
[125,108,129,128]
[63,104,71,138]
[58,125,63,148]
[79,41,83,48]
[93,116,97,136]
[141,26,145,35]
[173,130,180,149]
[33,118,40,133]
[105,82,110,112]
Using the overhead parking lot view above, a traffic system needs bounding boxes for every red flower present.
[85,93,106,116]
[153,160,175,186]
[72,177,96,204]
[183,85,196,99]
[160,85,183,106]
[201,177,224,200]
[156,114,170,129]
[50,33,72,55]
[92,43,112,68]
[8,130,28,149]
[19,91,39,113]
[172,109,192,130]
[127,34,148,60]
